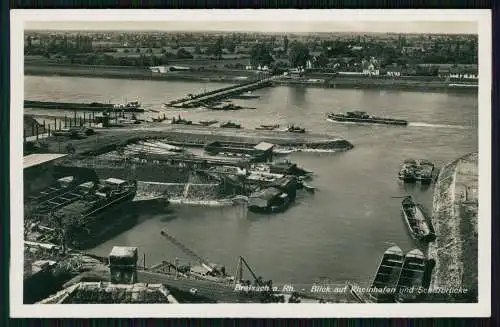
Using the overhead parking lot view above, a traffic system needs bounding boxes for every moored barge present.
[401,196,435,242]
[395,249,427,303]
[370,245,404,303]
[53,178,137,248]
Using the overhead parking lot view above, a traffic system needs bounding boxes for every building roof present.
[109,246,138,258]
[254,142,275,152]
[38,282,178,304]
[23,153,67,169]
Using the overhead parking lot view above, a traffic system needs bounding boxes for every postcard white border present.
[10,9,492,318]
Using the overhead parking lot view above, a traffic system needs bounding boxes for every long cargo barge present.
[24,100,145,112]
[327,111,408,126]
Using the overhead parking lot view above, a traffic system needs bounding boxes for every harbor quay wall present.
[136,181,222,201]
[428,152,478,302]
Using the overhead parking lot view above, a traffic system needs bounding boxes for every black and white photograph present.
[10,10,491,318]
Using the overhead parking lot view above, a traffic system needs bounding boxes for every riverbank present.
[25,63,477,93]
[428,152,478,302]
[25,63,260,83]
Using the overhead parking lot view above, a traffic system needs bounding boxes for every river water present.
[25,75,478,286]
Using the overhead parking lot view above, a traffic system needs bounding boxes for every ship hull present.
[401,197,435,242]
[67,187,137,249]
[370,246,404,303]
[327,116,408,126]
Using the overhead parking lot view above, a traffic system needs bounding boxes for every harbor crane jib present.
[159,229,225,277]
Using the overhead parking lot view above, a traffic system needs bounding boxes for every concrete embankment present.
[428,152,478,302]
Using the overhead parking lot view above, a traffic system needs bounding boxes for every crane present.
[234,256,273,289]
[160,229,223,276]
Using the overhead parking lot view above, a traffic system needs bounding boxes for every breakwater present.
[427,152,478,302]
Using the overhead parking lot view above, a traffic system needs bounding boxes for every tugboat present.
[286,124,306,133]
[370,245,404,303]
[395,249,427,303]
[220,121,242,129]
[401,196,435,242]
[171,115,193,125]
[327,111,408,126]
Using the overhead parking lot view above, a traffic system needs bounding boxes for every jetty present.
[165,75,279,108]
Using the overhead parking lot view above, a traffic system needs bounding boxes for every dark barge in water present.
[41,178,137,249]
[327,111,408,126]
[401,196,435,242]
[24,100,144,112]
[398,159,435,184]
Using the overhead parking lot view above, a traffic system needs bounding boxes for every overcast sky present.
[24,20,477,34]
[19,9,483,34]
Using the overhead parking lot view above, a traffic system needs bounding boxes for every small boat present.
[327,111,408,126]
[286,125,306,133]
[370,246,404,303]
[401,196,435,241]
[255,124,279,131]
[395,249,427,303]
[198,120,219,126]
[220,121,241,129]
